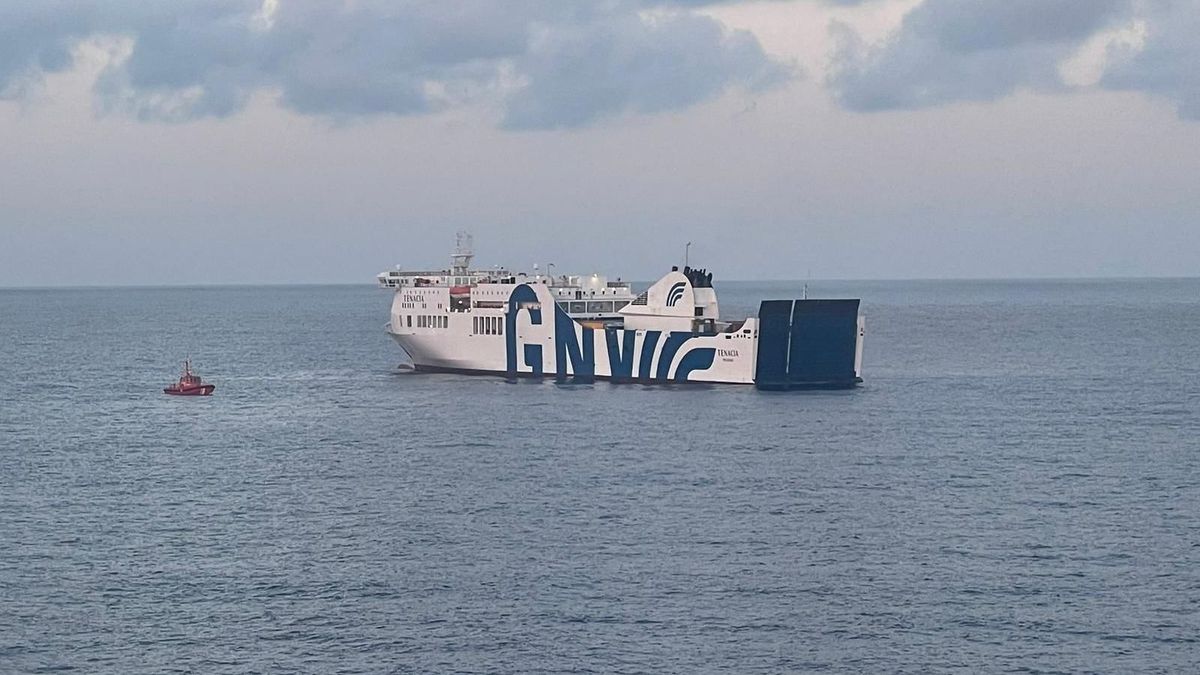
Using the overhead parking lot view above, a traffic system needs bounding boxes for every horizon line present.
[3,273,1199,291]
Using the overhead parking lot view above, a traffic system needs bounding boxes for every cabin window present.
[406,315,412,328]
[695,307,704,317]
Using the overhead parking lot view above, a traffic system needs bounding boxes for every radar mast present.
[451,231,474,275]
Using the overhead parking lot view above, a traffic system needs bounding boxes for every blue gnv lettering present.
[605,328,637,382]
[505,285,543,377]
[555,304,594,382]
[506,284,594,381]
[506,284,716,382]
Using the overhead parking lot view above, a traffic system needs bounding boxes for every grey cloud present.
[0,2,103,98]
[829,0,1134,112]
[504,12,791,130]
[0,0,789,128]
[908,0,1131,52]
[1100,1,1200,120]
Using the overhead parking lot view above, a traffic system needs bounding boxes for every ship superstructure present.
[377,233,636,323]
[378,236,864,389]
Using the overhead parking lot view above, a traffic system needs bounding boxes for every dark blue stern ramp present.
[754,299,863,390]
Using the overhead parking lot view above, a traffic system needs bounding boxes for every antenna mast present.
[451,231,474,275]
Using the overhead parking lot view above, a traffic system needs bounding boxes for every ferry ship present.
[378,235,864,389]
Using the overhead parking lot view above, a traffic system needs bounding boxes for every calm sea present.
[2,279,1198,673]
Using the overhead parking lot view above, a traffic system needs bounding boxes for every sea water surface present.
[1,279,1198,673]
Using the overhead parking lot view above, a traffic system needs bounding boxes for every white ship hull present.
[388,319,758,383]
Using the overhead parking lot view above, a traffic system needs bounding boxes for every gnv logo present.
[505,283,715,382]
[505,284,594,381]
[666,281,687,307]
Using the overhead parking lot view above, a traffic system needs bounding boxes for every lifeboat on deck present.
[449,284,472,311]
[163,360,215,396]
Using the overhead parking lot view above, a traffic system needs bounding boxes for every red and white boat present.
[163,360,215,396]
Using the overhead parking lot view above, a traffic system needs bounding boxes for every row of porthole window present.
[474,316,503,336]
[411,315,447,329]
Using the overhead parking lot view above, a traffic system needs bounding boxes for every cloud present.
[0,0,791,129]
[504,12,790,130]
[828,0,1136,111]
[1100,1,1200,120]
[0,2,101,98]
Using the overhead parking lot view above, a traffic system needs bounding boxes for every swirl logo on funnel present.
[666,282,687,307]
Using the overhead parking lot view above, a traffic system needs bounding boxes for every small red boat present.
[163,360,215,396]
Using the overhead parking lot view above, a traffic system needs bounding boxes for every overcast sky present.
[2,0,1198,285]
